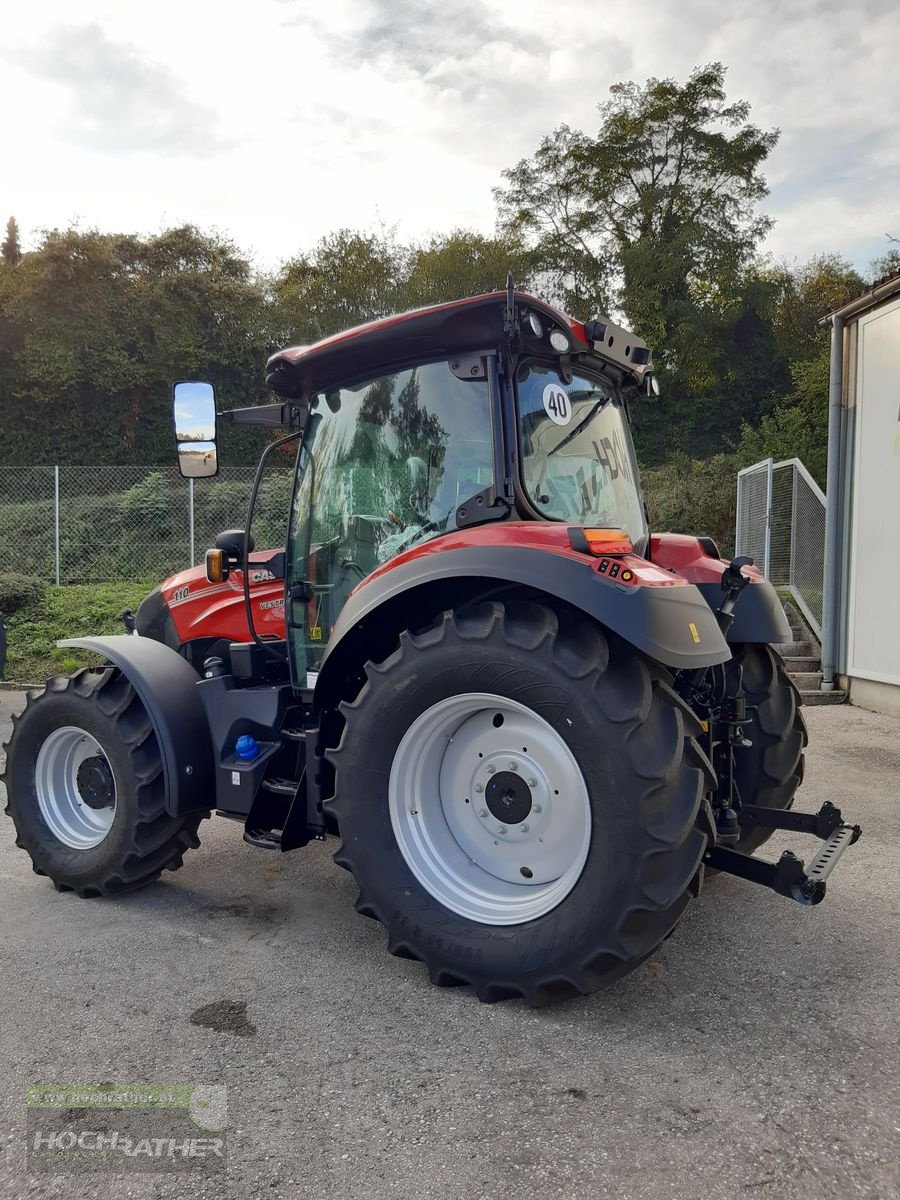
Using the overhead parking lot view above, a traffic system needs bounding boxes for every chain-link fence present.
[735,458,826,636]
[0,466,294,586]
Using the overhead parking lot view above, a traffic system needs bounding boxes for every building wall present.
[844,294,900,710]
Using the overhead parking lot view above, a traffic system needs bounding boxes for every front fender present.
[696,580,792,644]
[650,532,791,645]
[58,635,214,816]
[320,545,731,683]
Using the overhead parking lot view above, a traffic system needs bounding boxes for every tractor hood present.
[265,291,653,400]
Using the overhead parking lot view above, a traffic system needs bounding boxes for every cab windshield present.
[517,362,648,553]
[287,360,494,674]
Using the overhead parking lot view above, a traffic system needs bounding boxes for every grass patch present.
[3,582,152,684]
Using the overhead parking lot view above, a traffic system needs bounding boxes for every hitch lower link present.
[704,801,862,905]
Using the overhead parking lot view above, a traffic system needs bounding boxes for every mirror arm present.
[219,404,306,429]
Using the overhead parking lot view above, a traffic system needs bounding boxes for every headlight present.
[549,329,570,353]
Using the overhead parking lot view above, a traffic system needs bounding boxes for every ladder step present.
[262,777,300,796]
[243,827,282,851]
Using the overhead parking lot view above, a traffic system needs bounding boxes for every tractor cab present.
[264,287,656,684]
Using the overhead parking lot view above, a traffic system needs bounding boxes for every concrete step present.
[790,671,823,690]
[774,641,816,657]
[782,656,820,672]
[798,689,848,706]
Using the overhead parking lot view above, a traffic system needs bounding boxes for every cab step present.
[262,776,300,796]
[243,827,282,851]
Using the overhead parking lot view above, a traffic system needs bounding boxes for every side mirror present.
[173,381,218,478]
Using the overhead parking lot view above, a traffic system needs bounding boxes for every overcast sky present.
[3,0,898,277]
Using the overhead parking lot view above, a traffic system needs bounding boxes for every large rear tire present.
[730,643,808,855]
[328,601,715,1006]
[2,667,207,896]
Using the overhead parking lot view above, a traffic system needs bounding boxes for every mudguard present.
[58,635,214,816]
[649,531,791,646]
[320,544,731,682]
[696,579,791,644]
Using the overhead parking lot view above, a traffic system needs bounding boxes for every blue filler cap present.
[236,734,259,762]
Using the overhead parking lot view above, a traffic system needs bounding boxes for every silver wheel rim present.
[389,693,591,925]
[35,726,117,850]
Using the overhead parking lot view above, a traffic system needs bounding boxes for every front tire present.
[2,668,207,896]
[730,644,808,855]
[328,601,715,1006]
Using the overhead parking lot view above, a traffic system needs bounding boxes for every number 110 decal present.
[542,383,572,426]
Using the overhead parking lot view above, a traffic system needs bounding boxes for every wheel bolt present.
[474,783,484,793]
[533,804,542,814]
[487,764,495,774]
[527,778,537,788]
[497,826,507,835]
[520,823,529,833]
[479,808,488,818]
[508,761,518,772]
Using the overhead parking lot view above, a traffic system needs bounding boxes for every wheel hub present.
[76,756,115,810]
[485,771,532,825]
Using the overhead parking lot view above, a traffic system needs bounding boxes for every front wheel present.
[2,667,207,896]
[328,601,715,1006]
[729,643,808,854]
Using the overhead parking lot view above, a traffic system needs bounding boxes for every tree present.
[403,231,534,309]
[764,254,864,364]
[274,229,406,346]
[495,64,779,462]
[735,352,831,486]
[496,64,777,333]
[732,255,865,483]
[1,216,21,266]
[0,225,274,465]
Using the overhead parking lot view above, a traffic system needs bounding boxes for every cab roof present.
[265,290,652,399]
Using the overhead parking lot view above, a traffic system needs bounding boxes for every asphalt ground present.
[0,690,897,1200]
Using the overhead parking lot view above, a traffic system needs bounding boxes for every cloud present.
[11,22,230,156]
[2,0,898,276]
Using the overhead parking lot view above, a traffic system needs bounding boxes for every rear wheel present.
[2,668,207,896]
[328,601,715,1006]
[730,643,808,854]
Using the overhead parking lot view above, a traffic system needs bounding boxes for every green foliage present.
[273,227,529,347]
[0,571,45,614]
[0,225,275,467]
[869,247,900,279]
[3,581,152,683]
[763,254,864,363]
[120,471,175,541]
[735,347,831,487]
[404,231,534,309]
[642,453,739,556]
[1,216,21,266]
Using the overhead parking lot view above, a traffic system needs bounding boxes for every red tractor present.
[2,283,860,1005]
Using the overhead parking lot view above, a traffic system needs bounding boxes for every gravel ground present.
[0,690,897,1200]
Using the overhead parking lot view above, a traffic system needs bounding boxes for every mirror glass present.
[174,381,218,478]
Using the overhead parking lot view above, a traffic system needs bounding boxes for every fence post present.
[188,478,195,567]
[54,465,61,587]
[763,458,773,579]
[789,465,798,592]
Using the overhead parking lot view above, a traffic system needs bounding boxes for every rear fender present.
[315,544,731,709]
[58,635,214,817]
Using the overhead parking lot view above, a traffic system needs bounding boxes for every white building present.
[823,268,900,716]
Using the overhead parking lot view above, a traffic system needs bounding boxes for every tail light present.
[568,527,633,556]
